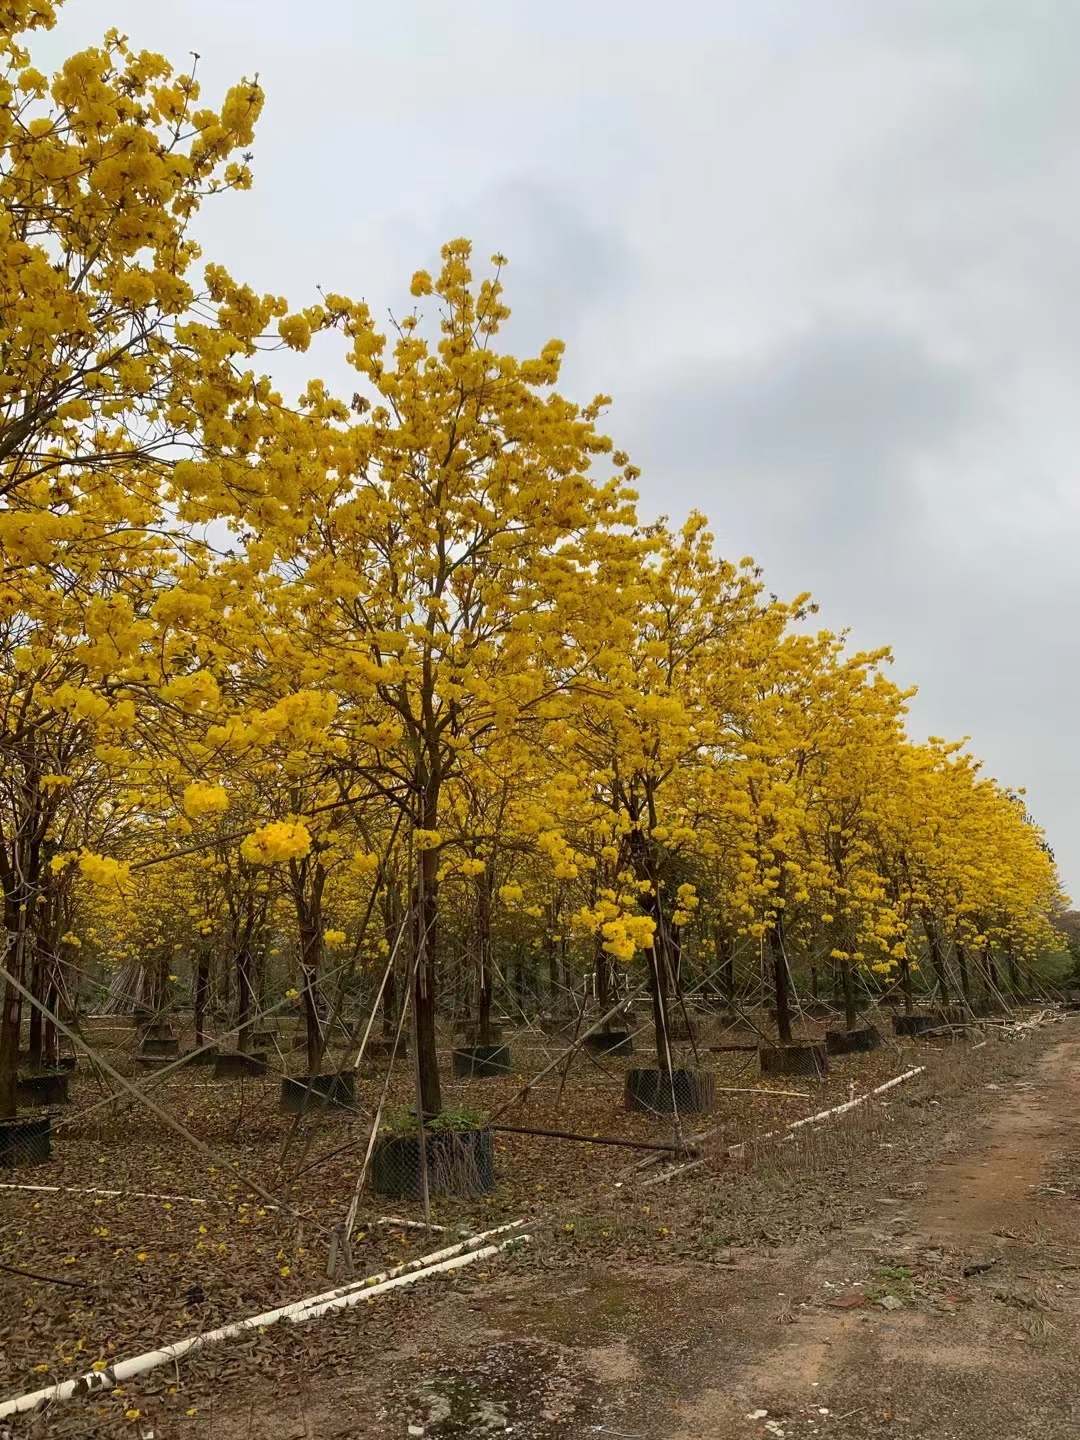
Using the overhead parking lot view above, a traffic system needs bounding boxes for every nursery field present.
[0,1002,1065,1437]
[1,6,1074,1438]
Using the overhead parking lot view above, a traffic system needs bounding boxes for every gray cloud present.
[623,324,972,555]
[37,0,1080,894]
[416,178,635,363]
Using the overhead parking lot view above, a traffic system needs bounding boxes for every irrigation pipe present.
[491,1122,688,1155]
[730,1066,926,1154]
[0,1223,528,1420]
[643,1066,927,1189]
[0,1182,218,1207]
[372,1215,448,1233]
[0,1261,95,1290]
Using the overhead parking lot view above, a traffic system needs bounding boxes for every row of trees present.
[0,4,1064,1120]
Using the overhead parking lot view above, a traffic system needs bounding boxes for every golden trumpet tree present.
[0,0,325,1115]
[554,517,782,1052]
[243,241,641,1115]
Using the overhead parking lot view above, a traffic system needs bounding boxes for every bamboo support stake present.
[713,1087,810,1099]
[0,958,308,1230]
[487,987,652,1124]
[340,949,418,1246]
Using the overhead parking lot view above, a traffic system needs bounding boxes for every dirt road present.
[651,1037,1080,1440]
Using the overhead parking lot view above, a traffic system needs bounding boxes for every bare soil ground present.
[5,1018,1080,1438]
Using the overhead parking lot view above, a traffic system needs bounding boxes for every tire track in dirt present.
[663,1037,1080,1440]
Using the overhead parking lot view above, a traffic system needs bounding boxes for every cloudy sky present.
[42,1,1080,892]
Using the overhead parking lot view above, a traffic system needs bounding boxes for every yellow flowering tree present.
[0,0,314,1115]
[248,242,641,1115]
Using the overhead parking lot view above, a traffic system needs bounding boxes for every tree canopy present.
[0,1,1065,1119]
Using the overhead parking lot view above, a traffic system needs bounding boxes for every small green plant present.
[379,1105,486,1136]
[428,1106,486,1133]
[876,1264,912,1282]
[867,1261,914,1303]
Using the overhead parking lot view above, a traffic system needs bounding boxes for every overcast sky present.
[41,1,1080,895]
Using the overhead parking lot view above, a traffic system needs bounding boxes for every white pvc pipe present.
[784,1065,925,1134]
[644,1067,926,1184]
[727,1066,925,1157]
[373,1214,448,1232]
[0,1226,528,1419]
[0,1182,214,1206]
[641,1157,705,1188]
[293,1238,526,1321]
[266,1220,526,1315]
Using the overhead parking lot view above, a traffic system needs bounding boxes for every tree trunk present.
[0,981,20,1118]
[476,869,493,1047]
[253,943,267,1024]
[382,960,397,1040]
[646,944,671,1065]
[955,942,972,1005]
[0,910,28,1119]
[27,939,43,1067]
[379,880,403,1038]
[236,947,253,1053]
[1006,945,1024,1000]
[42,976,58,1069]
[981,945,1002,1010]
[900,953,914,1015]
[832,953,845,1007]
[720,934,735,1006]
[295,920,324,1075]
[221,948,232,1012]
[669,921,684,999]
[544,945,556,1012]
[301,971,321,1070]
[154,953,170,1015]
[555,942,567,1013]
[517,950,527,1010]
[412,837,442,1117]
[923,914,951,1006]
[627,834,675,1060]
[841,957,857,1032]
[595,940,611,1027]
[195,952,209,1048]
[770,922,793,1045]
